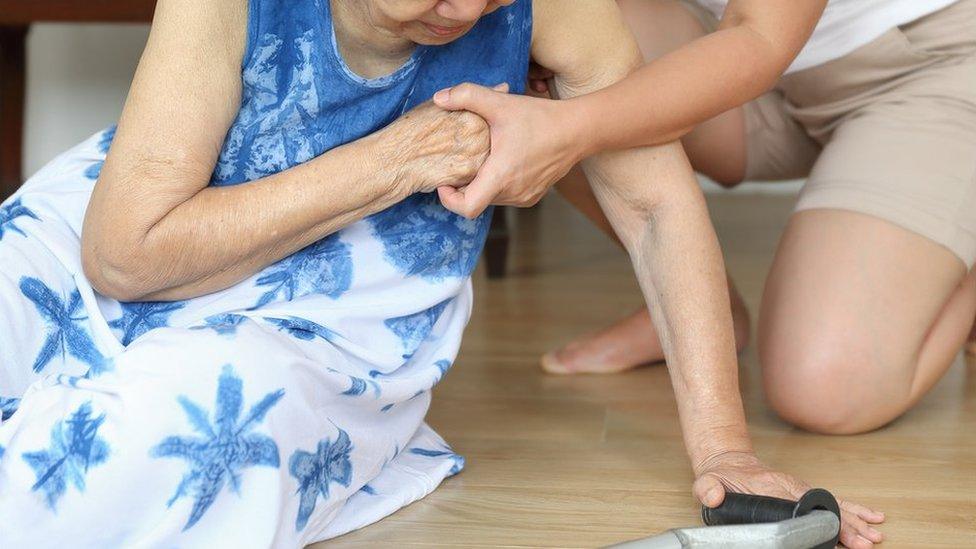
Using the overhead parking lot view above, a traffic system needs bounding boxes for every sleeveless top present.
[93,0,532,370]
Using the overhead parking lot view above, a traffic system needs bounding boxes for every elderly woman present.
[0,0,879,546]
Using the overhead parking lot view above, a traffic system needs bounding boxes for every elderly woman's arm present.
[81,0,487,302]
[527,0,752,478]
[515,2,883,548]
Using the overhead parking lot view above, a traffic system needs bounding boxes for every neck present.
[331,0,416,67]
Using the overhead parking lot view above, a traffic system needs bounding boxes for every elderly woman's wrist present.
[362,130,416,199]
[688,428,754,476]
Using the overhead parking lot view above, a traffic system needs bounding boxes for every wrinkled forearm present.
[632,195,755,472]
[579,142,753,470]
[82,132,406,302]
[531,0,758,469]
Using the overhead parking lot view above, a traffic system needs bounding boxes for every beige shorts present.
[682,0,976,266]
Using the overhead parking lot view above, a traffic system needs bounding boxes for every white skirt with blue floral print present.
[0,129,471,547]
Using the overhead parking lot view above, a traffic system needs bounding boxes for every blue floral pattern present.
[0,0,532,539]
[0,197,40,240]
[370,194,491,280]
[433,359,452,383]
[21,402,111,510]
[265,316,337,342]
[289,428,354,531]
[341,376,378,397]
[190,313,248,336]
[150,365,284,530]
[409,446,464,476]
[384,299,451,357]
[20,277,106,375]
[1,396,21,421]
[54,374,85,389]
[326,368,380,399]
[213,31,324,185]
[109,300,186,346]
[251,234,353,309]
[84,125,117,180]
[341,377,369,396]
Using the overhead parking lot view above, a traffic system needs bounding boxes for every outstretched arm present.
[527,0,752,480]
[439,2,882,547]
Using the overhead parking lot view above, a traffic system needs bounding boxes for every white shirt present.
[695,0,959,73]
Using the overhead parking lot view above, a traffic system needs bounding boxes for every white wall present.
[23,24,149,178]
[20,24,801,194]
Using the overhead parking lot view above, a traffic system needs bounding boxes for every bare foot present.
[541,284,751,375]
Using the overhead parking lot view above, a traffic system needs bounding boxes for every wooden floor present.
[323,194,976,548]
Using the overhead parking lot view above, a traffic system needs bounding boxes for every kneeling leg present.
[759,209,975,434]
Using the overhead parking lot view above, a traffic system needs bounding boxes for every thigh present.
[739,90,821,182]
[794,59,976,267]
[759,209,967,413]
[789,0,976,264]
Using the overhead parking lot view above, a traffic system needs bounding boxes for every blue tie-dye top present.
[211,0,531,281]
[79,0,532,359]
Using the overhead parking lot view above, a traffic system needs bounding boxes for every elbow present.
[630,141,695,214]
[606,186,665,256]
[607,141,704,248]
[81,237,157,302]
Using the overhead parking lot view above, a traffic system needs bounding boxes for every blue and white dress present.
[0,1,531,546]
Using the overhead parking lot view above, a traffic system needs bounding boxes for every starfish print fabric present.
[0,0,531,545]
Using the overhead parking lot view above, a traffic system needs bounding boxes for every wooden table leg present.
[0,25,28,201]
[485,206,510,279]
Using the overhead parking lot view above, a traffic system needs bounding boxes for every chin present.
[407,23,476,46]
[413,35,463,46]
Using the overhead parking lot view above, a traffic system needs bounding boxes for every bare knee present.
[765,379,879,435]
[761,340,910,435]
[707,170,745,189]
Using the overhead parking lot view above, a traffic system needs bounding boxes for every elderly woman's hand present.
[378,100,491,196]
[430,82,585,219]
[694,451,886,549]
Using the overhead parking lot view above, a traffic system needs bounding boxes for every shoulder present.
[149,0,247,57]
[530,0,642,92]
[152,0,247,29]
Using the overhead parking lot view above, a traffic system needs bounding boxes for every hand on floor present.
[693,451,885,549]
